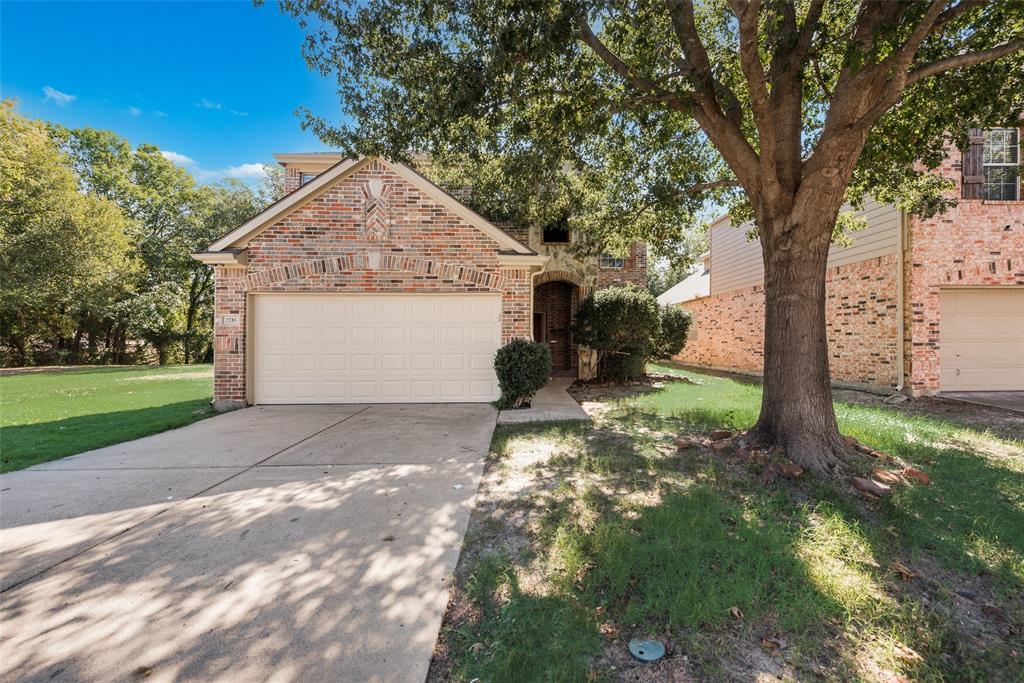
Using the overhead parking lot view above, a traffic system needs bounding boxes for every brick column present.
[500,268,532,343]
[213,265,247,410]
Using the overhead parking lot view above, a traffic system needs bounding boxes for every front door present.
[533,281,576,375]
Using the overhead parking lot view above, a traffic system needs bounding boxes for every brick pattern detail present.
[904,142,1024,394]
[211,159,533,404]
[673,255,900,387]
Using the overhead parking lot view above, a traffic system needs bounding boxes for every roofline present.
[208,157,365,252]
[192,250,248,266]
[205,156,536,255]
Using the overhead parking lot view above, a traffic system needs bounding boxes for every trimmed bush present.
[656,305,693,358]
[572,285,661,381]
[494,339,552,408]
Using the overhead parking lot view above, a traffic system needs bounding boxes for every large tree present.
[276,0,1023,471]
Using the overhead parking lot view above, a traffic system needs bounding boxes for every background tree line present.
[0,100,281,367]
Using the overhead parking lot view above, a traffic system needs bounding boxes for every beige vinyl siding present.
[709,199,900,296]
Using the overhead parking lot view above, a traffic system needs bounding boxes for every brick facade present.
[596,242,648,288]
[674,254,900,388]
[210,158,534,407]
[903,142,1024,394]
[670,137,1023,394]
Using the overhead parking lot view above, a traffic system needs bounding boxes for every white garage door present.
[252,294,501,404]
[940,288,1024,391]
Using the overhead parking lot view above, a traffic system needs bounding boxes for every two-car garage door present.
[252,294,501,404]
[940,288,1024,391]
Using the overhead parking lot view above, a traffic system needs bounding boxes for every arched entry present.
[533,279,580,376]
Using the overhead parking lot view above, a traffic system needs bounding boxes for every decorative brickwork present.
[210,158,534,405]
[673,255,900,388]
[903,142,1024,394]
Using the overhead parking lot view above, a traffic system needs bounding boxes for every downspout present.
[895,210,907,393]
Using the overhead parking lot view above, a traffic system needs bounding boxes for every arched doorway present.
[533,280,579,376]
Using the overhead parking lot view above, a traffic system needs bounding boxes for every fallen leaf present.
[709,429,733,441]
[891,561,917,581]
[778,463,804,479]
[729,605,743,620]
[761,637,787,650]
[853,476,891,497]
[872,469,904,485]
[710,439,733,454]
[903,467,930,485]
[674,436,694,450]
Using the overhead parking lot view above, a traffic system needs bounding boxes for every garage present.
[939,288,1024,391]
[252,293,502,404]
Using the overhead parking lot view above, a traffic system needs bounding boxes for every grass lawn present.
[0,365,215,472]
[430,364,1024,682]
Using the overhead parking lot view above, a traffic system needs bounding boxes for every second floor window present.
[983,128,1019,201]
[542,217,570,243]
[300,172,319,186]
[599,254,625,269]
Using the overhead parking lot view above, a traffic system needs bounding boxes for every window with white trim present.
[300,172,319,186]
[982,128,1020,201]
[599,253,624,269]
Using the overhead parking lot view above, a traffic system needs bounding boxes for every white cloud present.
[154,111,169,117]
[161,150,196,166]
[195,98,223,110]
[43,85,76,106]
[196,162,269,182]
[128,106,142,116]
[230,110,249,117]
[221,163,268,179]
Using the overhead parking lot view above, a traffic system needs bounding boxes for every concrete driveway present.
[0,404,496,682]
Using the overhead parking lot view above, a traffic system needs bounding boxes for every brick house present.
[194,154,645,408]
[661,128,1023,396]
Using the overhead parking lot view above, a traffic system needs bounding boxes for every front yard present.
[430,365,1024,682]
[0,365,214,472]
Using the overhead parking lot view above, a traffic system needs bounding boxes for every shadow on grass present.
[0,400,216,472]
[446,388,1024,680]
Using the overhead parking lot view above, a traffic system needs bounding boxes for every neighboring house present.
[668,128,1024,396]
[194,154,645,408]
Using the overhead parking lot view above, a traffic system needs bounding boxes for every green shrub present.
[655,305,693,358]
[494,339,552,408]
[572,285,660,381]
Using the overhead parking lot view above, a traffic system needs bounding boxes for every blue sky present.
[1,0,341,182]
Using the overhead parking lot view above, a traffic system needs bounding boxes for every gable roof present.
[200,156,536,257]
[657,267,710,305]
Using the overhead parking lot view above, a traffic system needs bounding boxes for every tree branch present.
[686,179,741,194]
[907,38,1024,85]
[577,20,693,112]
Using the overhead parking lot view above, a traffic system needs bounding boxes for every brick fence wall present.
[673,254,901,388]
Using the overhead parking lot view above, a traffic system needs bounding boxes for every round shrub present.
[494,339,552,408]
[571,285,660,381]
[656,305,693,358]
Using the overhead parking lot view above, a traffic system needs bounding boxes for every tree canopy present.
[0,101,280,366]
[278,0,1022,253]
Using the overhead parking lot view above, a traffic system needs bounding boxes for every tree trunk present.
[747,208,848,472]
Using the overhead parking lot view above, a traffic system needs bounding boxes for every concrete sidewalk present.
[497,378,590,424]
[0,403,496,683]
